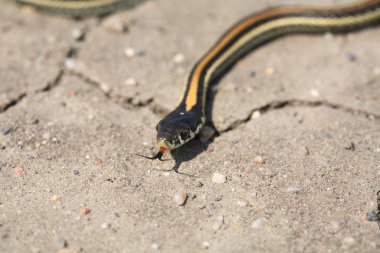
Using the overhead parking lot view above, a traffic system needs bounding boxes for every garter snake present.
[16,0,144,17]
[151,0,380,160]
[16,0,380,160]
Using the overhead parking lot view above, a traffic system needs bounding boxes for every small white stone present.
[202,241,210,249]
[212,215,224,230]
[71,28,84,40]
[173,53,185,63]
[310,89,320,97]
[42,132,51,140]
[85,155,90,159]
[99,82,111,94]
[252,110,261,119]
[102,16,126,33]
[174,191,188,206]
[124,47,136,58]
[342,236,355,247]
[375,147,380,153]
[65,58,76,70]
[237,200,248,207]
[101,223,110,229]
[212,172,227,184]
[287,186,302,194]
[251,218,266,229]
[151,243,159,250]
[124,77,138,86]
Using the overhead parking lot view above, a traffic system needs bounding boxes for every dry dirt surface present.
[1,0,380,252]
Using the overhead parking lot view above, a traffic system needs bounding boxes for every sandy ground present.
[1,0,380,252]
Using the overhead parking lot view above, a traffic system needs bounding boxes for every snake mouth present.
[157,139,170,150]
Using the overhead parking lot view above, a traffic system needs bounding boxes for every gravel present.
[212,215,224,231]
[174,191,188,206]
[251,218,266,229]
[0,126,13,135]
[212,172,227,184]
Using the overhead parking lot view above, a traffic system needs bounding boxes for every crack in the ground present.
[220,99,380,134]
[70,66,169,115]
[40,68,64,92]
[0,93,27,113]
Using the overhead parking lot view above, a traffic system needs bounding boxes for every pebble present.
[0,126,13,135]
[51,195,60,202]
[124,77,138,86]
[101,223,111,229]
[173,53,185,63]
[42,132,51,140]
[212,215,224,230]
[264,67,275,76]
[366,212,379,221]
[71,29,84,41]
[124,47,136,58]
[328,220,340,234]
[80,207,91,215]
[95,158,102,166]
[200,126,215,143]
[13,166,26,177]
[65,58,76,70]
[151,243,159,250]
[174,191,188,206]
[244,166,253,173]
[310,89,320,97]
[73,170,80,175]
[342,236,355,247]
[287,186,302,194]
[251,218,266,229]
[237,200,248,207]
[212,172,227,184]
[303,146,310,156]
[344,142,355,151]
[102,16,127,33]
[253,155,265,165]
[99,82,111,94]
[252,110,261,119]
[345,52,357,62]
[202,241,210,249]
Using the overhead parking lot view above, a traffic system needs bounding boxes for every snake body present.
[16,0,380,159]
[154,0,380,158]
[16,0,143,17]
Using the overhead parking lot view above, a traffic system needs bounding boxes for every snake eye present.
[180,131,189,140]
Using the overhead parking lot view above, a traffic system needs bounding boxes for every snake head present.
[155,109,204,150]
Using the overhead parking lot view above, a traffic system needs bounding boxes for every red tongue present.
[159,147,167,154]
